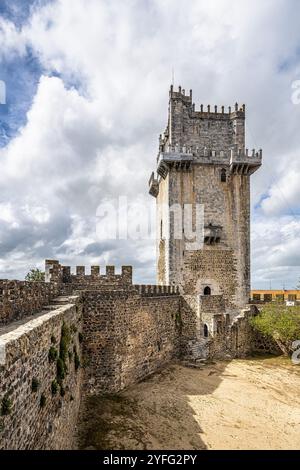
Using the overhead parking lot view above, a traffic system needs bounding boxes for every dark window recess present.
[204,286,211,296]
[221,169,227,182]
[204,324,209,338]
[253,294,261,302]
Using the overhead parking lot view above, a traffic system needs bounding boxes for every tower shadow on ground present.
[76,360,231,450]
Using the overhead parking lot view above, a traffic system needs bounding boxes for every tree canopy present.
[25,268,45,282]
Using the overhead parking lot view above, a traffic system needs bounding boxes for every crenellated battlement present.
[133,284,180,296]
[45,259,133,288]
[158,146,261,159]
[62,264,132,279]
[169,84,193,103]
[169,84,245,118]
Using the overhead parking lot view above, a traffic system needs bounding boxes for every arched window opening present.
[220,169,227,182]
[204,324,209,338]
[204,286,211,296]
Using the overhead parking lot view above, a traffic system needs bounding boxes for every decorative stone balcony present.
[204,224,222,244]
[157,150,194,178]
[148,172,159,197]
[229,149,262,175]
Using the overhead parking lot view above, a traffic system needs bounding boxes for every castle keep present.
[149,85,262,341]
[0,86,263,449]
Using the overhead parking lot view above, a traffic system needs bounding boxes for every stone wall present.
[0,295,82,450]
[82,288,181,394]
[164,164,250,310]
[0,280,62,326]
[208,306,269,359]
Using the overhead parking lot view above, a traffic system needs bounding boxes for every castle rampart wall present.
[82,289,181,394]
[0,295,82,449]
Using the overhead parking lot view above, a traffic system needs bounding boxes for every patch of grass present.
[57,357,66,381]
[60,323,71,363]
[51,380,59,396]
[48,346,58,363]
[175,310,183,331]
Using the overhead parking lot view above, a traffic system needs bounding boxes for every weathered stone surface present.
[0,296,82,450]
[82,289,181,394]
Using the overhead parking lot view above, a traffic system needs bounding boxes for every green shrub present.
[60,323,71,363]
[1,394,12,416]
[51,380,59,396]
[250,304,300,355]
[31,377,40,393]
[175,310,182,331]
[48,346,58,363]
[40,393,46,408]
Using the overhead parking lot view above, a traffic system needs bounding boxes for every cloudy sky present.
[0,0,300,288]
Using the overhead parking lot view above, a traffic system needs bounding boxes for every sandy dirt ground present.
[78,357,300,450]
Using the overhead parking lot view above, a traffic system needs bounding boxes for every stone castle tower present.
[149,85,262,321]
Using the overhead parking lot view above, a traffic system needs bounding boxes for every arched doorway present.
[203,324,209,338]
[204,286,211,296]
